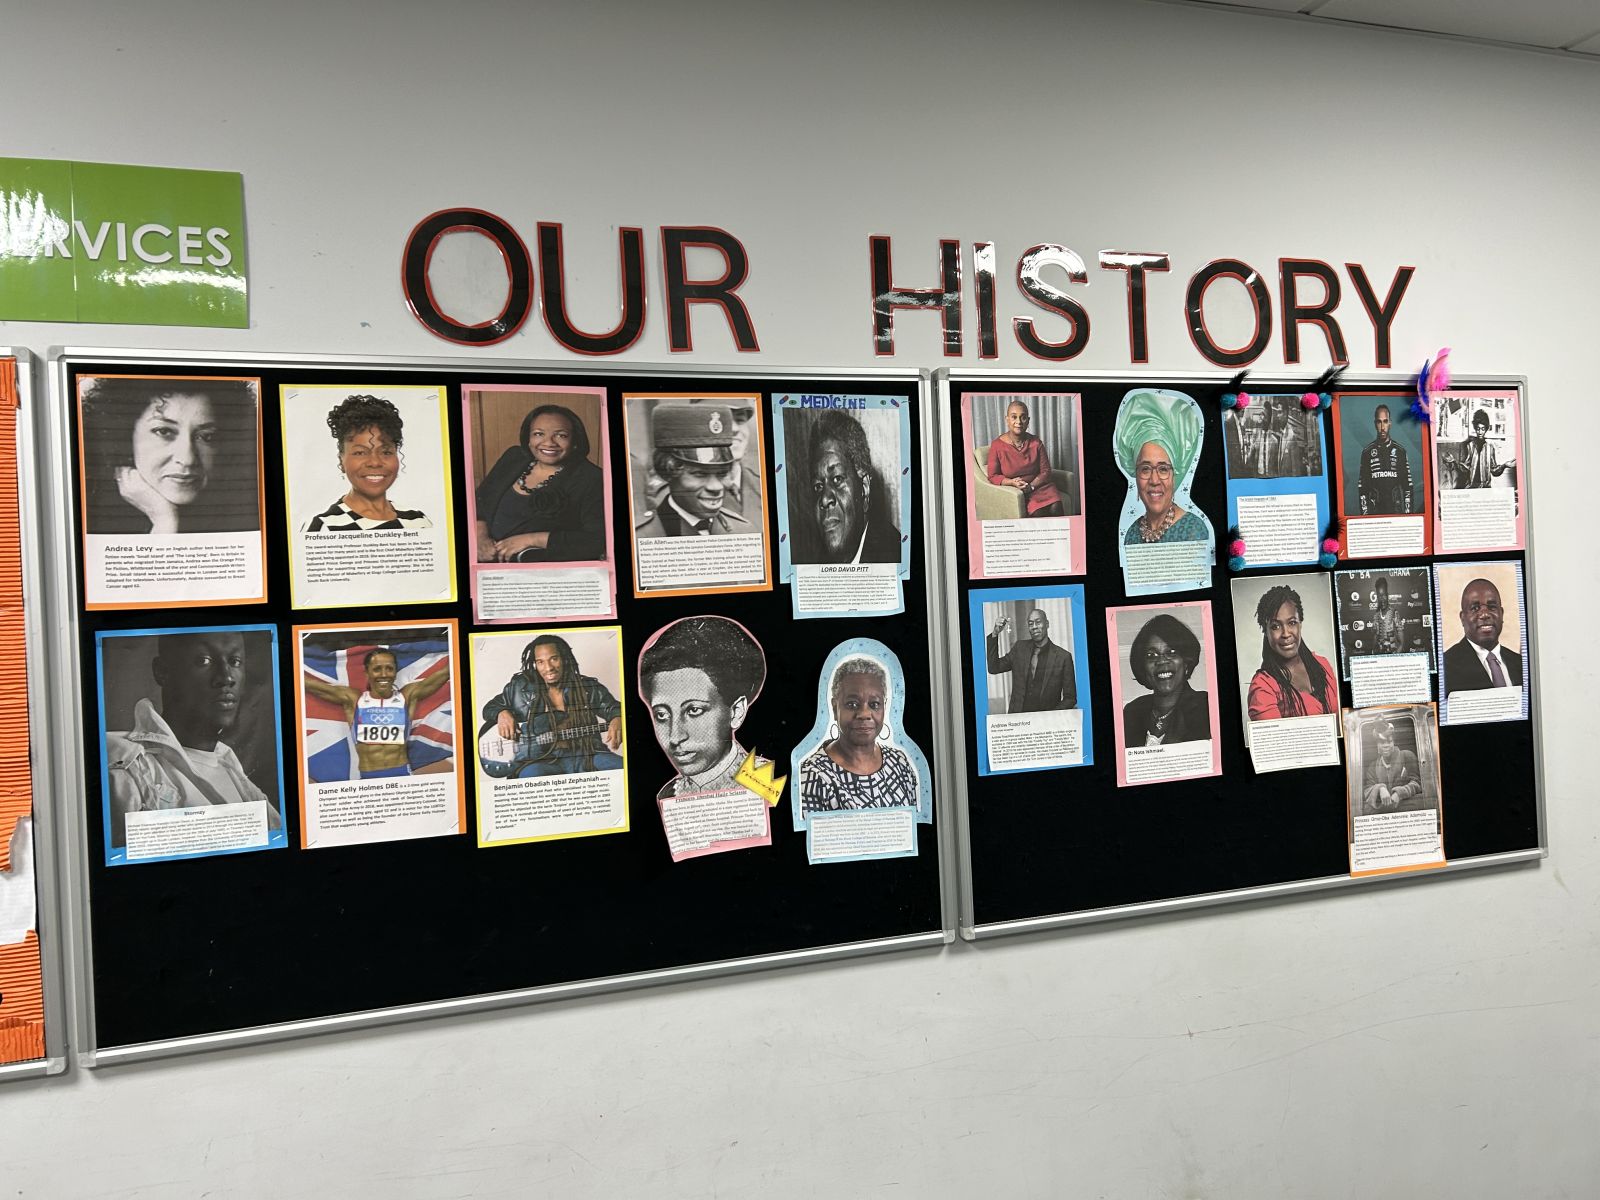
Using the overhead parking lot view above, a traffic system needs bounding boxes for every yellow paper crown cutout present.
[734,750,787,806]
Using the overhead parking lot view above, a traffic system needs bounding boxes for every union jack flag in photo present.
[302,635,454,782]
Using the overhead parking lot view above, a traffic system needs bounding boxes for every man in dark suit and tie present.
[1442,577,1523,691]
[985,608,1076,713]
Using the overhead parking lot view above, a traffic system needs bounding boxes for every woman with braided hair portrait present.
[1245,582,1338,721]
[305,393,433,531]
[479,633,623,778]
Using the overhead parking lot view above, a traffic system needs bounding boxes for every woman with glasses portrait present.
[1114,391,1208,545]
[1122,614,1211,746]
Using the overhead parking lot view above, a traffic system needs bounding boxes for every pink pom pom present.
[1235,392,1251,409]
[1229,538,1247,557]
[1321,537,1339,553]
[1301,391,1319,409]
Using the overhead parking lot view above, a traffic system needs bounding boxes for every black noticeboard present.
[942,372,1541,936]
[58,353,947,1058]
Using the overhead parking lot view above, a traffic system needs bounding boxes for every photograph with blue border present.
[96,622,289,867]
[1221,395,1331,569]
[789,638,932,864]
[967,584,1094,776]
[771,393,911,620]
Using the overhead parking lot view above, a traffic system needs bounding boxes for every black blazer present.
[1442,638,1523,691]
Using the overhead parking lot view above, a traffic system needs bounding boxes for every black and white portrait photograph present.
[623,395,772,596]
[1346,705,1440,817]
[1432,390,1526,554]
[775,399,906,568]
[980,598,1078,716]
[79,374,262,537]
[1222,396,1323,480]
[95,624,286,865]
[77,374,267,608]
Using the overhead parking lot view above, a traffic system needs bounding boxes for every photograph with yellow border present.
[470,625,630,847]
[279,384,458,609]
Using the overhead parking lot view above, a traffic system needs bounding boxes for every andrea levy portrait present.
[623,394,772,597]
[961,392,1087,579]
[280,384,457,609]
[1113,388,1214,596]
[95,624,287,866]
[463,384,617,624]
[77,373,266,609]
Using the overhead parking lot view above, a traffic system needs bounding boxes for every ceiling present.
[1148,0,1600,57]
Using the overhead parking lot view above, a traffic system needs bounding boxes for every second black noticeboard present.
[943,372,1540,934]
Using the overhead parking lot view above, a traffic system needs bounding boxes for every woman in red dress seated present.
[985,399,1065,518]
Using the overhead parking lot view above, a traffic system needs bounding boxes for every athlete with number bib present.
[303,647,450,779]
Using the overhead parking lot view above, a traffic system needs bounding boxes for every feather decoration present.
[1411,346,1451,424]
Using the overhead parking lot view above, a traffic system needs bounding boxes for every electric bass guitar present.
[478,713,611,778]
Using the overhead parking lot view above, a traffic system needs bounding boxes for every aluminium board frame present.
[0,349,69,1081]
[41,347,957,1067]
[935,367,1547,941]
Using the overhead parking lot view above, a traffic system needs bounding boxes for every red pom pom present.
[1301,391,1319,409]
[1321,536,1339,553]
[1236,392,1251,409]
[1229,538,1247,557]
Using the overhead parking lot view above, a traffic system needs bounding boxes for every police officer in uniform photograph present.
[635,403,755,538]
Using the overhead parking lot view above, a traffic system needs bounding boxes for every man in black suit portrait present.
[1442,577,1523,691]
[802,409,902,565]
[985,608,1076,713]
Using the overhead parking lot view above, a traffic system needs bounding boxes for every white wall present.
[3,1,1597,1195]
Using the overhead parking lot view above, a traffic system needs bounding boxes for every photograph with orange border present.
[76,373,268,610]
[292,618,467,851]
[1342,701,1446,878]
[621,392,772,599]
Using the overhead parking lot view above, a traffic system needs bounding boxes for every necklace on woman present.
[514,461,562,496]
[1138,506,1181,543]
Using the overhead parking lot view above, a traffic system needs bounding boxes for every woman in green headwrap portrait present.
[1114,390,1209,545]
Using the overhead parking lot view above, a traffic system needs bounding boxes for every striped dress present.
[305,499,431,531]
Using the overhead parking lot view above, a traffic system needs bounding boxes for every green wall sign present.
[0,158,247,327]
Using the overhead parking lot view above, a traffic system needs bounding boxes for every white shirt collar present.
[1469,639,1509,677]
